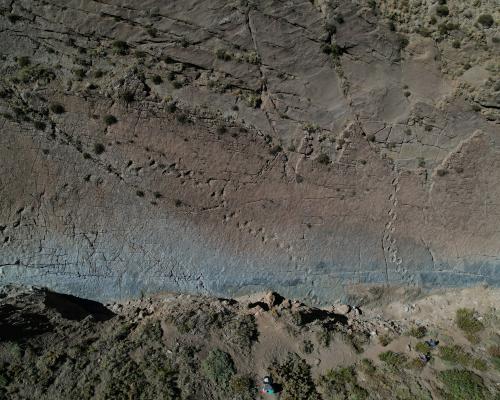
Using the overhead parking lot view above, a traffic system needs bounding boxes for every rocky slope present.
[0,285,499,399]
[0,0,499,303]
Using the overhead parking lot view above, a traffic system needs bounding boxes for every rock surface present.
[0,0,499,303]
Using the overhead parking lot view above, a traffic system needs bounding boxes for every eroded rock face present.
[0,0,499,303]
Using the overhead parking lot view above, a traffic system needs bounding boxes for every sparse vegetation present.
[439,369,490,400]
[215,48,232,61]
[245,93,261,108]
[378,334,393,347]
[456,308,484,337]
[378,351,407,368]
[407,325,427,339]
[415,342,432,353]
[319,366,368,400]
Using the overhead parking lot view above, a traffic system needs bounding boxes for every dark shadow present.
[294,308,348,325]
[44,291,115,322]
[248,301,270,311]
[0,304,53,341]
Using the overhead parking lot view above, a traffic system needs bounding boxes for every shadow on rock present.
[43,290,115,322]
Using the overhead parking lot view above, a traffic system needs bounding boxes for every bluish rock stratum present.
[0,0,499,303]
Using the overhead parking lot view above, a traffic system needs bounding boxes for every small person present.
[261,376,276,394]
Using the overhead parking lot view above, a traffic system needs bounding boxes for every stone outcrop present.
[0,0,498,303]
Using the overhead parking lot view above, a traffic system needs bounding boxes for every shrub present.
[94,143,106,155]
[202,349,235,386]
[406,358,426,370]
[439,345,470,366]
[378,351,407,368]
[112,40,129,55]
[17,56,31,67]
[359,358,376,375]
[439,369,489,400]
[478,14,494,28]
[146,27,157,37]
[436,5,449,17]
[152,75,162,84]
[302,340,314,354]
[319,366,368,400]
[136,190,144,197]
[215,48,232,61]
[49,103,65,114]
[378,334,393,347]
[104,115,117,125]
[407,326,427,338]
[271,353,320,400]
[121,91,134,103]
[7,14,22,23]
[33,121,46,130]
[245,94,261,108]
[269,145,282,156]
[229,375,255,399]
[74,68,86,79]
[172,80,183,89]
[455,308,484,335]
[436,169,448,177]
[216,125,227,135]
[316,153,330,165]
[176,114,188,124]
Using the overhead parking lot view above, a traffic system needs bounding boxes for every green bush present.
[302,340,314,354]
[49,103,65,114]
[229,375,255,400]
[407,326,427,339]
[202,349,235,386]
[122,91,135,103]
[439,369,490,400]
[152,75,162,84]
[104,115,117,125]
[378,351,407,368]
[455,308,484,335]
[439,345,469,365]
[34,121,46,130]
[112,40,129,55]
[415,342,431,353]
[478,14,494,28]
[436,5,449,17]
[269,145,282,156]
[17,56,31,67]
[316,153,330,165]
[94,143,106,155]
[319,366,368,400]
[271,353,320,400]
[215,48,232,61]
